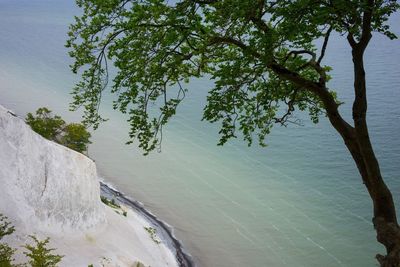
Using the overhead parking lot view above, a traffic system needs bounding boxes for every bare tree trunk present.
[347,45,400,266]
[343,131,400,267]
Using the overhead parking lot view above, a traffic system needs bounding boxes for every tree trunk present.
[330,42,400,266]
[343,133,400,267]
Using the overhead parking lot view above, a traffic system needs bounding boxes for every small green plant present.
[0,214,15,240]
[100,196,120,209]
[135,261,146,267]
[122,211,127,217]
[23,236,63,267]
[110,199,121,208]
[0,243,16,267]
[100,196,108,205]
[0,214,16,266]
[144,227,161,244]
[26,107,91,154]
[88,264,94,267]
[0,216,66,267]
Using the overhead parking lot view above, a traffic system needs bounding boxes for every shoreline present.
[1,105,194,266]
[0,104,189,266]
[99,181,195,267]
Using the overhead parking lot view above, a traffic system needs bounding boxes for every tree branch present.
[351,0,374,129]
[359,0,374,50]
[206,35,354,140]
[317,26,333,64]
[268,61,354,139]
[208,36,262,58]
[347,33,357,48]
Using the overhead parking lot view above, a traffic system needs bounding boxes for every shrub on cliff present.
[23,236,63,267]
[0,243,16,267]
[0,214,16,267]
[0,215,65,267]
[26,107,91,154]
[60,123,91,153]
[26,108,65,141]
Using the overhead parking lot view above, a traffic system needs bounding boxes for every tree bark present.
[345,44,400,267]
[341,127,400,267]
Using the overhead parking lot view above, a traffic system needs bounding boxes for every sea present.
[0,1,399,266]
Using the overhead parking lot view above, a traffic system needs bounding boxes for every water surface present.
[0,2,399,266]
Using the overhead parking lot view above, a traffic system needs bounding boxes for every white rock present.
[0,104,105,233]
[0,105,179,267]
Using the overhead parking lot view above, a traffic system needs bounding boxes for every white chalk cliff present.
[0,105,105,232]
[0,105,178,267]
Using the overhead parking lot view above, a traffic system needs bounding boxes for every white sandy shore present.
[16,203,179,267]
[0,104,179,267]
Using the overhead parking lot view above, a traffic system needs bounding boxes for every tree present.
[26,108,66,141]
[26,108,92,154]
[66,1,400,266]
[23,236,63,267]
[60,123,92,153]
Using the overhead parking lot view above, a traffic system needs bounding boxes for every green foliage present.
[0,215,15,241]
[60,123,91,153]
[67,1,399,153]
[0,216,68,267]
[23,236,63,267]
[143,227,161,244]
[26,108,65,141]
[134,262,146,267]
[26,108,91,153]
[100,196,121,209]
[101,196,128,217]
[0,243,16,267]
[100,196,108,205]
[0,214,16,267]
[110,198,118,207]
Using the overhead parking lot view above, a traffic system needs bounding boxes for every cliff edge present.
[0,105,178,267]
[0,104,105,232]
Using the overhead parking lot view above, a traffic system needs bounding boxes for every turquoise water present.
[0,1,399,266]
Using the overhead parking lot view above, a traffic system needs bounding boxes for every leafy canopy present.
[60,123,92,153]
[26,108,65,141]
[26,108,91,153]
[67,0,399,154]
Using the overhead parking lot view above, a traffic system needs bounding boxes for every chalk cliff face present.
[0,105,179,267]
[0,105,105,233]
